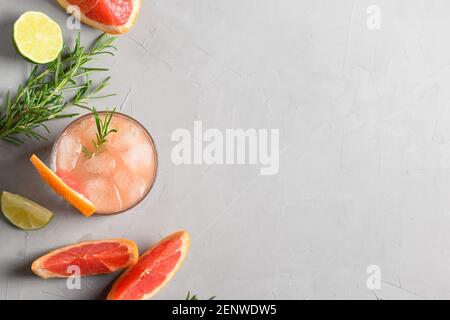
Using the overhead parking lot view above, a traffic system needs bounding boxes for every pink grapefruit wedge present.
[32,239,139,279]
[56,0,141,34]
[107,230,190,300]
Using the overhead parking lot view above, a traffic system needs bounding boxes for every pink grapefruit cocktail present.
[51,112,157,215]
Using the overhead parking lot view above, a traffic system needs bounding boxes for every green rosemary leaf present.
[82,145,93,159]
[186,291,198,300]
[3,135,23,145]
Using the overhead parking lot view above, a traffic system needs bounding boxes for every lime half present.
[1,192,53,230]
[13,11,63,64]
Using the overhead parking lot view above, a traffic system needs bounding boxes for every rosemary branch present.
[0,33,117,145]
[186,291,216,300]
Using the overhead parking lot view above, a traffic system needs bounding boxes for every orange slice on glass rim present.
[30,154,96,217]
[107,230,190,300]
[56,0,141,35]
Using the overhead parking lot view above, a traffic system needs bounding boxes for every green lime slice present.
[1,192,53,230]
[13,11,63,64]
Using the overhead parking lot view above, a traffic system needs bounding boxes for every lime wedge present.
[13,11,63,64]
[1,192,53,230]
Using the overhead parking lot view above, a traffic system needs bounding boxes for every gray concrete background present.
[1,0,450,299]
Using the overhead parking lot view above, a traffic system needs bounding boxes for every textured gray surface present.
[1,0,450,300]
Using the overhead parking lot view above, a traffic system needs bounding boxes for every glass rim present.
[50,111,159,215]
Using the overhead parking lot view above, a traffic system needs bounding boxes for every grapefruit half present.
[30,154,96,217]
[32,239,139,279]
[56,0,141,34]
[107,230,190,300]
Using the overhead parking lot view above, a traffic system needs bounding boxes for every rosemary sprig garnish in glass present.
[0,33,116,145]
[82,107,118,159]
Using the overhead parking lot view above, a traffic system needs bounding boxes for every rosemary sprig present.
[0,33,117,145]
[186,291,216,300]
[82,107,117,158]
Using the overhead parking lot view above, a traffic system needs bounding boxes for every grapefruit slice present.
[32,239,139,279]
[107,230,190,300]
[57,0,141,34]
[30,154,96,217]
